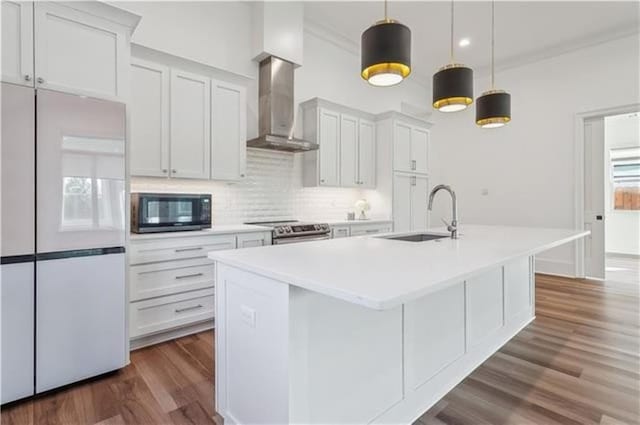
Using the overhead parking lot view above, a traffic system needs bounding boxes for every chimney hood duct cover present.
[247,57,318,152]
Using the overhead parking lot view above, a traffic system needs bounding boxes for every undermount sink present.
[379,233,450,242]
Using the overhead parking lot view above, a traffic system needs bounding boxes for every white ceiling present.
[303,1,640,82]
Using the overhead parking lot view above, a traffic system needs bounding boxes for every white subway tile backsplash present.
[131,149,371,224]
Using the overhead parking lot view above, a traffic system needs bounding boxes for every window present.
[610,147,640,211]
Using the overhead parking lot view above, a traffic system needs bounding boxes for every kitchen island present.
[208,225,588,425]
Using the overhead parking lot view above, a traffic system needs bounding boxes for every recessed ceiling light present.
[459,38,471,47]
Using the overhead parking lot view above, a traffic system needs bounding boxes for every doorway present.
[578,107,640,285]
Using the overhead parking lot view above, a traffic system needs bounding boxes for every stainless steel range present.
[245,220,331,244]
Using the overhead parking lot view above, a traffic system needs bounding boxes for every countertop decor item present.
[476,1,511,128]
[360,0,411,87]
[355,199,371,220]
[433,0,474,113]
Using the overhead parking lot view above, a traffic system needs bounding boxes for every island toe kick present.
[214,256,535,424]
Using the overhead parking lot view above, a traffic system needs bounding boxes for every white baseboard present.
[130,319,214,350]
[535,258,576,278]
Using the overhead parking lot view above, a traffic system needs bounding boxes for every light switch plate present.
[241,305,256,328]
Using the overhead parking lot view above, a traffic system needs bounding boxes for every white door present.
[358,119,376,188]
[170,70,211,179]
[34,2,128,100]
[36,254,126,393]
[393,173,412,233]
[36,89,126,253]
[1,83,35,257]
[211,79,247,180]
[340,113,359,187]
[1,0,34,86]
[318,108,340,186]
[584,117,606,279]
[411,175,429,231]
[1,262,35,404]
[393,122,412,173]
[130,59,170,177]
[411,127,429,174]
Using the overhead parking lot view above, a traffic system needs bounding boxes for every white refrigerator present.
[1,83,127,403]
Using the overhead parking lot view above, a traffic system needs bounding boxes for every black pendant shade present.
[476,89,511,128]
[432,64,474,112]
[361,20,411,87]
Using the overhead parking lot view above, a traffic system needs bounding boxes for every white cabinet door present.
[1,1,34,86]
[393,122,412,173]
[170,70,211,179]
[358,119,376,188]
[130,59,170,177]
[318,108,340,186]
[331,225,351,238]
[466,268,504,348]
[1,262,34,404]
[34,2,128,100]
[411,127,429,175]
[393,174,412,233]
[1,83,35,257]
[237,232,272,248]
[36,253,126,393]
[340,113,359,187]
[211,79,247,181]
[411,175,429,231]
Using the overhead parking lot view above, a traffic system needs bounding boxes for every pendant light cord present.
[491,0,495,88]
[450,0,455,62]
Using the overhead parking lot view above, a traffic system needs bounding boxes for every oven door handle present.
[274,234,331,244]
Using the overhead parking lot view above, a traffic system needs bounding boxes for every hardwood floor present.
[2,274,638,425]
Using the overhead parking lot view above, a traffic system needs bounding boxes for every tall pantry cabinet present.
[376,112,432,233]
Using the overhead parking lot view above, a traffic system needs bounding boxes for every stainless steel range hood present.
[247,56,318,152]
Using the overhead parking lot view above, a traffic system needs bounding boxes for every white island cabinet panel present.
[505,258,533,321]
[1,1,34,87]
[211,79,246,181]
[404,282,465,390]
[466,268,504,348]
[170,70,211,179]
[34,2,129,100]
[130,59,170,177]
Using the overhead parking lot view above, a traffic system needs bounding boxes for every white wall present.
[604,113,640,256]
[429,35,640,276]
[125,2,427,223]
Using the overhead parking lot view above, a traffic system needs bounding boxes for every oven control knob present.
[314,224,320,230]
[276,228,283,234]
[287,228,292,233]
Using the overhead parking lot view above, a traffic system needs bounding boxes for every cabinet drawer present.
[331,225,350,238]
[350,223,392,236]
[130,258,214,301]
[236,232,272,249]
[129,234,236,265]
[130,288,214,338]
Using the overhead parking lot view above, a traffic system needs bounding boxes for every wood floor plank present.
[168,401,216,425]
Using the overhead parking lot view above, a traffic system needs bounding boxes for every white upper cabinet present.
[340,113,359,188]
[170,70,211,180]
[1,1,34,87]
[318,108,341,186]
[358,118,376,188]
[393,173,429,233]
[130,59,170,177]
[211,79,247,180]
[393,121,429,174]
[302,99,377,189]
[33,2,131,100]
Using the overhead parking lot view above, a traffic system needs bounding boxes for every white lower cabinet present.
[330,222,393,238]
[237,232,272,248]
[1,262,35,404]
[36,254,126,393]
[331,225,351,238]
[130,288,215,338]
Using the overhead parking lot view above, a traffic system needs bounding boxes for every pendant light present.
[476,1,511,128]
[432,0,474,112]
[361,0,411,87]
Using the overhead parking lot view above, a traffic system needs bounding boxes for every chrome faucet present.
[428,184,458,239]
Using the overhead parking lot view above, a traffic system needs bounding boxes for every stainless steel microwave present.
[131,193,212,233]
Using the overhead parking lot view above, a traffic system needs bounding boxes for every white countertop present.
[209,225,589,310]
[130,224,271,240]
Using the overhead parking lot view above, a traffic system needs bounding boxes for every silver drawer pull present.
[175,247,203,253]
[175,272,204,280]
[175,304,203,313]
[365,229,379,233]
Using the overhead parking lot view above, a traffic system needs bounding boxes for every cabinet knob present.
[320,179,325,183]
[162,169,168,174]
[24,74,32,82]
[411,160,416,170]
[172,169,177,174]
[240,174,245,177]
[36,77,45,84]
